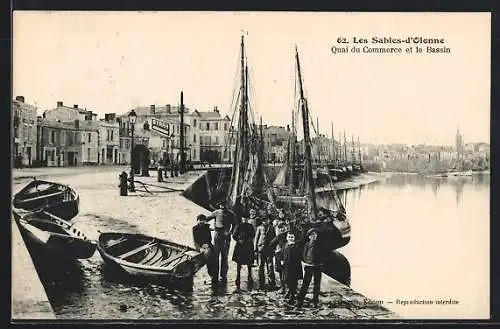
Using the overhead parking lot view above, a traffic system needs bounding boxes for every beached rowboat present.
[13,179,79,221]
[96,232,206,280]
[15,211,96,260]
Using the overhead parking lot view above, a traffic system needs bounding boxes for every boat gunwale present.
[97,233,201,273]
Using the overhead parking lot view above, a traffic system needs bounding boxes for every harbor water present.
[338,173,490,319]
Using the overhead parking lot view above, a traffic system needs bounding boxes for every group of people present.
[192,202,325,308]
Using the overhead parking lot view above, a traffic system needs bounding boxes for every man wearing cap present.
[192,214,215,282]
[206,202,237,284]
[297,227,323,308]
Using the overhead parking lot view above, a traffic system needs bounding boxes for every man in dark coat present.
[232,216,256,289]
[297,228,323,308]
[192,214,215,281]
[206,202,237,284]
[282,230,303,304]
[254,215,276,289]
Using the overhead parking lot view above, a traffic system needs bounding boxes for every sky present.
[13,11,490,145]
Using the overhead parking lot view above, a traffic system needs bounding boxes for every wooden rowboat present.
[13,179,79,221]
[96,233,206,281]
[15,211,96,260]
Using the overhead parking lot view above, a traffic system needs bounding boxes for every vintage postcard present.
[11,11,490,321]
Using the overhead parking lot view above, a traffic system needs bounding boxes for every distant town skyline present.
[13,11,490,146]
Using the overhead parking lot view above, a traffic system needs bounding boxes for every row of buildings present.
[13,96,305,167]
[12,96,489,169]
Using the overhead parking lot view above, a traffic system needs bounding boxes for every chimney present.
[73,104,78,109]
[150,104,155,114]
[214,106,219,114]
[166,104,171,113]
[57,101,63,107]
[15,96,25,103]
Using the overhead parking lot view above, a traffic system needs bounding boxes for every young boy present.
[296,228,323,308]
[281,230,303,304]
[270,221,289,293]
[254,216,276,289]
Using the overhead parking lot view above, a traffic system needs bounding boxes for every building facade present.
[198,107,233,163]
[262,125,290,163]
[36,118,99,167]
[12,96,37,167]
[99,113,120,164]
[36,101,100,166]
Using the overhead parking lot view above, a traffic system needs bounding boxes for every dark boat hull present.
[275,195,351,250]
[97,232,206,282]
[13,179,80,221]
[15,214,96,260]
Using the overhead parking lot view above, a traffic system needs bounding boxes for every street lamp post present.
[188,143,192,170]
[128,110,137,192]
[170,133,176,177]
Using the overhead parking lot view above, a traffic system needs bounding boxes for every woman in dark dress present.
[232,216,256,289]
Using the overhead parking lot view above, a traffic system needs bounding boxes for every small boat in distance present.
[13,179,79,221]
[15,211,96,260]
[96,232,206,281]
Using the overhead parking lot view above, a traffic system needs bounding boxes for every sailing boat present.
[273,47,350,251]
[212,35,275,214]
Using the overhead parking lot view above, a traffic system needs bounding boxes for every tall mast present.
[290,110,296,192]
[331,123,335,163]
[351,135,355,165]
[357,136,362,166]
[179,91,185,174]
[338,132,342,165]
[343,131,348,164]
[295,47,318,220]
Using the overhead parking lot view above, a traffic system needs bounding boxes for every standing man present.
[254,216,277,289]
[297,228,323,308]
[206,202,237,284]
[192,214,215,282]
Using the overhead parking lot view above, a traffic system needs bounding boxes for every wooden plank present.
[17,191,66,203]
[117,240,156,259]
[105,236,127,249]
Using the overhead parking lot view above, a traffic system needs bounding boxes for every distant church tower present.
[455,124,463,160]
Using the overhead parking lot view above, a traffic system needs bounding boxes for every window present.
[215,136,219,145]
[87,148,91,161]
[214,123,219,130]
[51,150,55,161]
[177,126,180,134]
[88,133,91,143]
[193,119,197,128]
[193,149,196,158]
[125,139,130,149]
[206,123,210,130]
[120,139,123,148]
[224,123,228,131]
[111,130,114,141]
[50,130,55,144]
[184,127,187,134]
[193,134,196,143]
[26,124,31,141]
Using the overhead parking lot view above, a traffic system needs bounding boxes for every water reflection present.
[28,251,87,313]
[338,172,489,319]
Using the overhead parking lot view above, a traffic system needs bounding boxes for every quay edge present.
[11,219,55,320]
